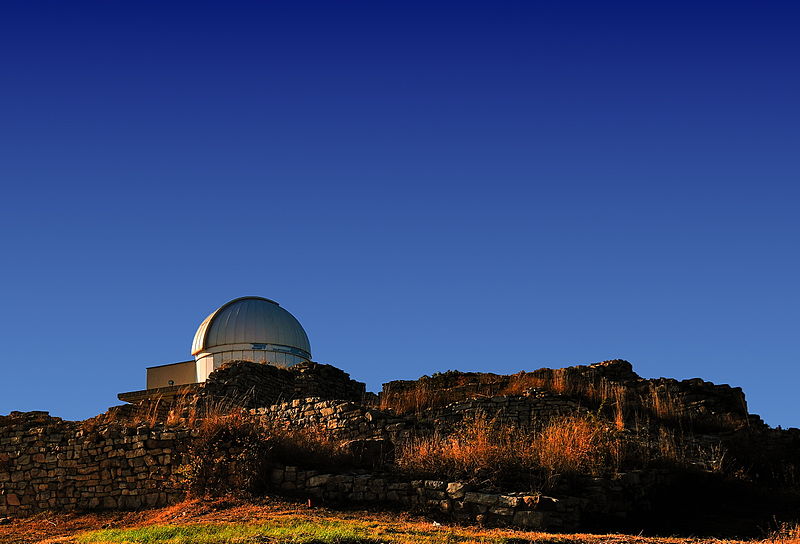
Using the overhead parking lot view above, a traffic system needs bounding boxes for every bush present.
[183,412,272,497]
[182,413,360,497]
[535,415,623,476]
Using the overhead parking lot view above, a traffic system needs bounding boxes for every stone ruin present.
[1,359,798,533]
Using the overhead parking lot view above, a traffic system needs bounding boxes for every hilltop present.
[1,359,798,540]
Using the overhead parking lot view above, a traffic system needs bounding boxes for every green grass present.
[76,518,380,544]
[75,516,541,544]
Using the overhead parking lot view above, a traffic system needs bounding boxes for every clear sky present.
[1,2,797,427]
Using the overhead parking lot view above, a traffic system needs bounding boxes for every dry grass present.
[378,368,744,440]
[765,522,800,543]
[535,414,624,477]
[380,370,632,417]
[395,414,531,482]
[395,413,624,486]
[183,412,356,498]
[0,496,782,544]
[88,386,261,431]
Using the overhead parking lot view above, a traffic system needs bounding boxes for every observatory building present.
[192,296,311,381]
[119,296,312,401]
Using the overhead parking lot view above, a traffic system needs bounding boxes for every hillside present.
[1,359,798,539]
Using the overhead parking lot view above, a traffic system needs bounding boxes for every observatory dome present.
[192,296,312,382]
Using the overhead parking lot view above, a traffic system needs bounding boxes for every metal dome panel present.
[191,297,311,356]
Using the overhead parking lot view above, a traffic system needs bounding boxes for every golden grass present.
[377,368,744,437]
[0,496,789,544]
[72,508,795,544]
[183,412,358,498]
[765,522,800,543]
[535,414,624,477]
[395,413,624,485]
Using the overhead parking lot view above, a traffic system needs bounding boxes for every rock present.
[446,482,467,499]
[307,475,331,487]
[513,510,544,528]
[489,506,514,516]
[464,492,498,506]
[497,495,520,508]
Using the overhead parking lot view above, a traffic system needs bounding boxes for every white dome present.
[192,296,311,357]
[191,297,311,381]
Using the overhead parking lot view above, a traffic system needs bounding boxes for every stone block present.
[513,510,544,528]
[446,482,467,499]
[424,480,446,490]
[464,492,498,506]
[307,475,330,487]
[489,506,514,516]
[497,495,520,508]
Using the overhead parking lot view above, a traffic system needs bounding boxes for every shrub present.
[182,413,359,497]
[395,414,528,483]
[535,415,623,477]
[183,412,272,497]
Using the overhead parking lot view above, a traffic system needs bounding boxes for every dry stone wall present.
[254,398,415,443]
[382,360,754,430]
[252,391,587,449]
[2,358,796,531]
[0,407,666,531]
[0,412,186,517]
[266,464,673,530]
[198,361,367,410]
[421,389,586,432]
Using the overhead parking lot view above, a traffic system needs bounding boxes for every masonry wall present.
[2,359,795,530]
[421,389,586,431]
[265,464,674,530]
[0,393,633,524]
[198,360,368,410]
[0,412,187,517]
[381,360,754,430]
[253,390,587,447]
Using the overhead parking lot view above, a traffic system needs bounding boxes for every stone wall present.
[382,360,753,430]
[266,463,673,530]
[254,398,416,447]
[253,392,588,450]
[421,389,586,432]
[0,412,186,517]
[0,408,670,531]
[198,360,367,410]
[2,358,796,530]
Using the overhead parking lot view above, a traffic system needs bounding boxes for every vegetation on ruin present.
[395,413,625,487]
[5,360,799,538]
[378,363,741,434]
[183,412,355,497]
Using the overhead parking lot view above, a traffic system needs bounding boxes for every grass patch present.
[77,518,381,544]
[75,515,569,544]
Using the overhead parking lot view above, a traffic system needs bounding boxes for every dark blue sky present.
[1,2,798,427]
